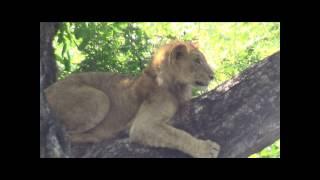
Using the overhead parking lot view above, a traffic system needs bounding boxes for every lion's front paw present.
[194,140,220,158]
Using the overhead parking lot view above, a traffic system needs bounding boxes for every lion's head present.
[146,41,214,87]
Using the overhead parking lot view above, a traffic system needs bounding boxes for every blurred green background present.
[53,22,280,158]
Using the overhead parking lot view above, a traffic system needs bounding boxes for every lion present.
[45,41,220,158]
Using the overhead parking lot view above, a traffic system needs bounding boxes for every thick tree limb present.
[70,51,280,158]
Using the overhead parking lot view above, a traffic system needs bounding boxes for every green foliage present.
[250,140,280,158]
[210,23,280,88]
[52,22,280,158]
[53,22,153,79]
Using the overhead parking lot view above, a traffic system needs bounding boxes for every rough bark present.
[40,22,70,157]
[40,22,280,158]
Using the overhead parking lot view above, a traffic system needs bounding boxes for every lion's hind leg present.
[46,85,110,142]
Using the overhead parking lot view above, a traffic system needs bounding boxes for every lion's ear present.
[171,44,188,60]
[187,41,199,49]
[191,42,199,49]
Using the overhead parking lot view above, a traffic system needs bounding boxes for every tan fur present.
[45,41,220,158]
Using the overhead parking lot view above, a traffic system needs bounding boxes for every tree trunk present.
[40,22,70,157]
[40,22,280,158]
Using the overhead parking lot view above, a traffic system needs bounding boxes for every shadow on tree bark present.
[40,22,280,158]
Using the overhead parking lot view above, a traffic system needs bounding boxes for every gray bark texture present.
[40,22,280,158]
[40,22,70,157]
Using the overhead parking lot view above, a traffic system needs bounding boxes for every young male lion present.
[45,41,220,158]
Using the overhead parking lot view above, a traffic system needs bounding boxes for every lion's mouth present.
[195,81,208,87]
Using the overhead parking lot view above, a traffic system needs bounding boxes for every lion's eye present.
[195,58,201,64]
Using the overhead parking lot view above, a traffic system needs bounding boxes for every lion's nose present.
[209,74,214,80]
